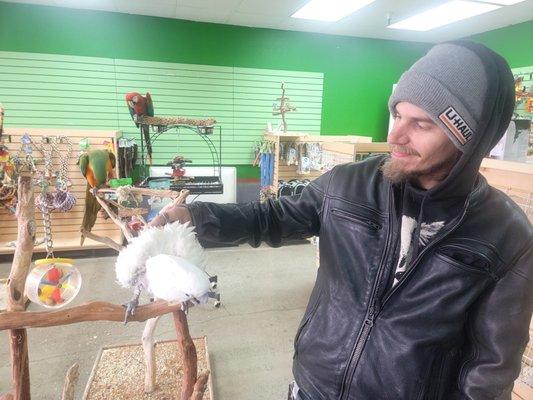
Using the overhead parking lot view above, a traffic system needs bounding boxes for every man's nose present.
[388,120,409,145]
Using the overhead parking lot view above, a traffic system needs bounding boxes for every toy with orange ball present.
[25,258,82,308]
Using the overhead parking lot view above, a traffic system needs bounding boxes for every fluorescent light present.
[291,0,377,22]
[387,1,501,31]
[473,0,526,4]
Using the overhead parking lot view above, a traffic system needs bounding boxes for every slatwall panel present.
[0,51,323,165]
[0,51,119,129]
[0,128,122,254]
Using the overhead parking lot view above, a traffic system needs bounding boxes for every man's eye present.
[417,123,431,130]
[393,114,400,120]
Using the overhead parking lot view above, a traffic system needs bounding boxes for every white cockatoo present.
[115,221,219,323]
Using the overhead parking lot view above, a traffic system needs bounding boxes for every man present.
[150,41,532,399]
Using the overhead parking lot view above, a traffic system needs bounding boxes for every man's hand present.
[148,197,192,228]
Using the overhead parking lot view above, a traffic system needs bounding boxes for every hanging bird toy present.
[23,135,82,308]
[51,136,76,212]
[25,257,82,308]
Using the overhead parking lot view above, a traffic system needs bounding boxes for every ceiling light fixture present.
[291,0,377,22]
[473,0,526,4]
[387,0,501,31]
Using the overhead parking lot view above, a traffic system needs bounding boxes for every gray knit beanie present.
[389,42,492,152]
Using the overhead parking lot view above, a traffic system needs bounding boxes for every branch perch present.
[60,363,79,400]
[190,370,210,400]
[8,174,35,400]
[173,310,197,400]
[0,300,183,331]
[80,229,123,252]
[93,195,133,241]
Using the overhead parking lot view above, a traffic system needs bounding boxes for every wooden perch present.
[93,195,133,241]
[60,363,79,400]
[173,310,197,400]
[8,174,35,311]
[8,174,35,400]
[97,187,183,199]
[142,316,161,393]
[0,300,183,331]
[137,115,216,127]
[80,229,123,252]
[191,370,210,400]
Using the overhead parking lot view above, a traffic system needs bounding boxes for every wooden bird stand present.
[1,181,211,400]
[79,187,212,398]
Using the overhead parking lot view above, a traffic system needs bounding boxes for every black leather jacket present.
[188,155,532,400]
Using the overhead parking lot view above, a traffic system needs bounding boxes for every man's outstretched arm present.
[149,171,331,247]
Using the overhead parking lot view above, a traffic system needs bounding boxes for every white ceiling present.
[4,0,533,43]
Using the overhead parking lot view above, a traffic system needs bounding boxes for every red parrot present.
[126,92,154,164]
[78,149,116,245]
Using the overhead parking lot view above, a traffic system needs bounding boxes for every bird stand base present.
[82,337,213,400]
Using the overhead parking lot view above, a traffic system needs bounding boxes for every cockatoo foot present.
[181,301,189,315]
[209,275,218,290]
[122,297,139,325]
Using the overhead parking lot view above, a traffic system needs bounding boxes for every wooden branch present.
[142,316,161,393]
[172,310,197,400]
[98,187,182,199]
[117,207,149,217]
[8,174,34,400]
[8,330,30,400]
[190,370,210,400]
[60,363,79,400]
[0,300,182,331]
[8,174,35,312]
[173,189,190,205]
[80,229,123,252]
[93,195,133,241]
[137,115,216,127]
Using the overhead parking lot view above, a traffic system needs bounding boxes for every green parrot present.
[78,149,116,245]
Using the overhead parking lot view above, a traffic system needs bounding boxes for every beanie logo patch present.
[438,106,473,145]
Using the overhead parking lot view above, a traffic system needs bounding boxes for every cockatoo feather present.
[115,221,207,292]
[146,254,211,303]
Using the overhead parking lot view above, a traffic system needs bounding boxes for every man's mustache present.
[389,145,420,156]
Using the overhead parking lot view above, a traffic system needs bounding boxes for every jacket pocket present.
[330,208,382,231]
[294,288,323,357]
[423,347,461,400]
[434,248,498,281]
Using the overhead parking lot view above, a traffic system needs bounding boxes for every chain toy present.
[51,136,76,212]
[34,137,55,215]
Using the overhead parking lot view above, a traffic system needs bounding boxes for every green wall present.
[0,2,530,178]
[469,20,533,68]
[0,1,430,141]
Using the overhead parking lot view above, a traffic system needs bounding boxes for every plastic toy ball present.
[24,258,82,308]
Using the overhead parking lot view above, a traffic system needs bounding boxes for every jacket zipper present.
[331,208,382,230]
[379,196,472,311]
[338,187,394,400]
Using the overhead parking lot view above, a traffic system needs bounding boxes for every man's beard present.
[380,155,457,186]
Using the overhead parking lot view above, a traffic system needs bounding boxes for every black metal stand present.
[137,124,223,195]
